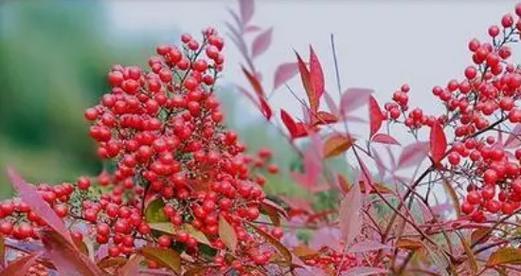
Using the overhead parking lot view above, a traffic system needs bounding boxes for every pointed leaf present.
[248,223,292,263]
[219,215,238,252]
[371,133,400,145]
[323,134,354,158]
[342,266,388,276]
[260,199,287,227]
[144,198,168,223]
[280,109,307,139]
[442,178,461,218]
[245,25,261,33]
[457,233,478,274]
[118,255,143,276]
[0,252,41,276]
[372,146,387,178]
[309,46,324,99]
[273,62,298,90]
[0,234,4,268]
[292,134,323,190]
[258,95,272,120]
[251,28,272,58]
[7,168,73,245]
[296,51,319,112]
[396,238,424,251]
[397,142,429,168]
[348,240,390,253]
[239,0,254,24]
[324,91,339,116]
[430,121,447,164]
[471,228,491,245]
[97,257,127,270]
[140,247,181,273]
[241,66,264,97]
[41,230,104,276]
[487,247,521,267]
[149,223,210,245]
[309,227,341,251]
[505,124,521,148]
[313,111,338,126]
[340,88,373,115]
[369,96,385,137]
[339,181,362,249]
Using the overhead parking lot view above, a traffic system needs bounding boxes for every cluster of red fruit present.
[84,27,285,270]
[382,4,521,222]
[0,28,284,273]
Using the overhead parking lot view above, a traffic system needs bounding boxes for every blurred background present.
[0,0,519,198]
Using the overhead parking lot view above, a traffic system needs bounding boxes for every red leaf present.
[309,227,341,251]
[292,134,323,191]
[219,215,238,252]
[339,179,363,249]
[371,133,400,145]
[273,62,298,90]
[369,96,385,137]
[429,121,447,164]
[340,88,373,115]
[41,230,104,276]
[505,124,521,148]
[245,25,261,33]
[309,46,325,100]
[324,91,339,116]
[349,240,390,253]
[0,252,41,276]
[343,267,388,276]
[6,168,73,245]
[225,22,249,61]
[313,111,338,126]
[239,0,254,24]
[118,255,142,276]
[280,109,307,139]
[397,142,429,168]
[372,146,387,178]
[241,66,264,97]
[251,28,273,58]
[258,96,272,120]
[296,51,319,112]
[279,196,313,214]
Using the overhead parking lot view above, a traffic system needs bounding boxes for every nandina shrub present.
[3,1,521,275]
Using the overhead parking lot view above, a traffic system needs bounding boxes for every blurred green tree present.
[0,1,141,195]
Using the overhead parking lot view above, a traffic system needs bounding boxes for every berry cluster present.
[381,4,521,222]
[85,28,284,269]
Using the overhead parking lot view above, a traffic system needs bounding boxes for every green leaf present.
[149,223,210,245]
[0,252,41,276]
[140,246,181,273]
[145,198,168,223]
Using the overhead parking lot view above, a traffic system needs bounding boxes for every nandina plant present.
[2,0,521,275]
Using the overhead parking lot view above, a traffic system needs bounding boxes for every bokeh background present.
[0,0,519,198]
